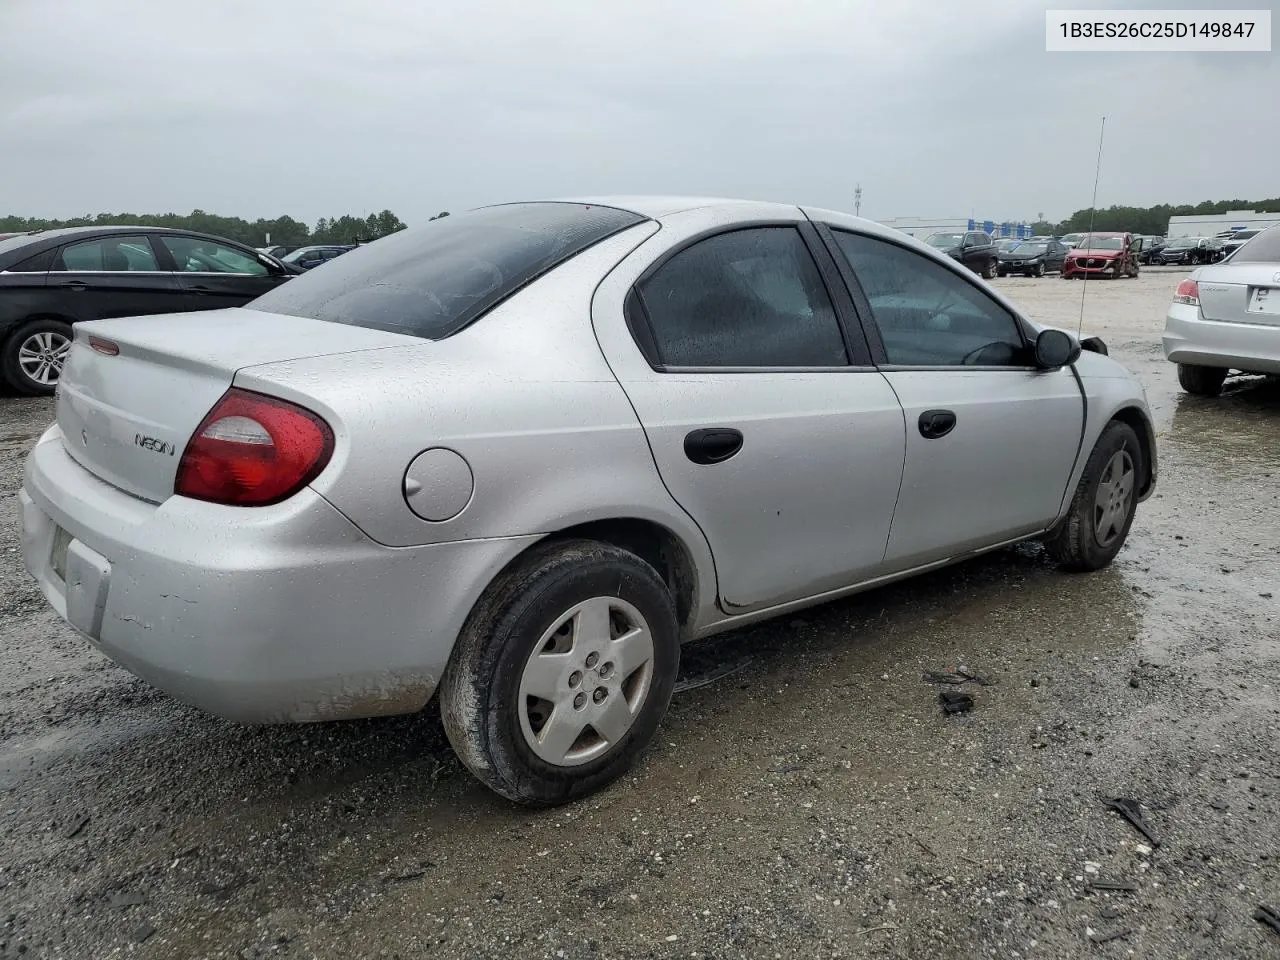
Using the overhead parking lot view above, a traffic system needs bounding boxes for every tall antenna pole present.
[854,184,862,218]
[1078,116,1106,335]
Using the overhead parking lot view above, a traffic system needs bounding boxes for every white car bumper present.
[20,426,534,723]
[1163,302,1280,374]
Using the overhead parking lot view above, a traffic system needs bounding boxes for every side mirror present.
[1034,329,1081,369]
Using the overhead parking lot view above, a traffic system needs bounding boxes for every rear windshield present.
[249,202,646,339]
[1231,227,1280,263]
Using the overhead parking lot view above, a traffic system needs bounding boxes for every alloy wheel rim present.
[17,331,71,386]
[517,596,655,767]
[1093,450,1136,547]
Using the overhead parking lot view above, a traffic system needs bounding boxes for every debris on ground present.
[1103,797,1162,848]
[939,689,974,714]
[132,923,157,943]
[922,666,992,686]
[673,656,753,694]
[1090,927,1134,944]
[65,815,90,839]
[1255,904,1280,936]
[1088,879,1138,893]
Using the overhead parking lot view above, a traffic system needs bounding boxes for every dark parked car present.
[1154,236,1221,266]
[924,230,1000,279]
[1137,236,1167,264]
[996,239,1069,277]
[1219,230,1261,260]
[0,226,296,395]
[281,244,358,270]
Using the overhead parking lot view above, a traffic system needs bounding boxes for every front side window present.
[161,236,267,275]
[831,230,1027,367]
[56,236,159,272]
[635,227,847,368]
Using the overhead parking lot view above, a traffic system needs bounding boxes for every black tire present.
[983,258,999,280]
[440,539,680,807]
[1,318,73,396]
[1177,363,1227,397]
[1035,262,1045,278]
[1043,421,1143,573]
[996,268,1007,278]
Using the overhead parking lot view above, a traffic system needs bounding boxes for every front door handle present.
[684,427,743,465]
[918,409,957,439]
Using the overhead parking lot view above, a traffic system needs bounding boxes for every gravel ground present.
[0,271,1277,959]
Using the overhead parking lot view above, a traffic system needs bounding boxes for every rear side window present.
[56,236,159,271]
[11,248,55,272]
[635,227,847,368]
[250,203,647,340]
[1233,226,1280,263]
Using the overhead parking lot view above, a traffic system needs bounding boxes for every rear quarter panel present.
[234,221,718,617]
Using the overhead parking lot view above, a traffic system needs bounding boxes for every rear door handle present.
[684,427,744,465]
[59,280,87,290]
[918,409,957,439]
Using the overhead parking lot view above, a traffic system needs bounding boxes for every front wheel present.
[1035,262,1045,278]
[440,539,680,806]
[1,319,73,396]
[1043,421,1142,572]
[983,258,999,280]
[1177,363,1227,397]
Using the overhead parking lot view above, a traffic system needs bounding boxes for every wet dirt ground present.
[0,271,1276,959]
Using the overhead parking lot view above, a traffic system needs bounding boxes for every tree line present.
[0,209,451,250]
[1030,197,1280,237]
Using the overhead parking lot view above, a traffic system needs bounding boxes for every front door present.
[595,222,908,611]
[47,234,184,321]
[157,234,290,310]
[823,227,1085,570]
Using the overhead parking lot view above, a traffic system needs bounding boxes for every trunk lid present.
[1196,264,1280,327]
[56,308,414,503]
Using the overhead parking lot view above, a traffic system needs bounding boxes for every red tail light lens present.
[175,388,334,506]
[1174,278,1199,305]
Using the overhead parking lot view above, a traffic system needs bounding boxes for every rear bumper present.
[1162,303,1280,374]
[21,427,535,723]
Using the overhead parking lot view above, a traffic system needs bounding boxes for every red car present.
[1062,232,1141,279]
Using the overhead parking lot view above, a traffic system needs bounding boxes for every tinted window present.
[635,228,846,368]
[832,231,1027,367]
[161,236,267,275]
[1233,227,1280,263]
[57,236,159,272]
[251,202,645,340]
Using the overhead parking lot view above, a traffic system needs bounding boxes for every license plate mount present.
[1248,287,1280,316]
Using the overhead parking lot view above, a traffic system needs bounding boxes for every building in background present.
[877,216,1034,240]
[1166,210,1280,238]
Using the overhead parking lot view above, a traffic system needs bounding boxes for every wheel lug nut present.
[569,671,582,688]
[599,662,614,678]
[573,692,587,710]
[585,652,599,668]
[593,687,607,703]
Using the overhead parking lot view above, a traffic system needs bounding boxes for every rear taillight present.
[175,388,334,506]
[1174,278,1199,306]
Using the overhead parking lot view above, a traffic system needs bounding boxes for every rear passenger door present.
[46,235,184,321]
[157,234,291,310]
[820,226,1084,570]
[593,220,908,612]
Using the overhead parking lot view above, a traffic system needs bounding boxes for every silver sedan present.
[1163,224,1280,395]
[20,197,1157,805]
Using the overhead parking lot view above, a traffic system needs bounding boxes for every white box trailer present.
[1167,210,1280,239]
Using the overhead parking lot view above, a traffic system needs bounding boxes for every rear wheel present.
[1,319,72,396]
[1177,363,1227,397]
[983,258,999,280]
[440,539,680,806]
[1043,421,1142,572]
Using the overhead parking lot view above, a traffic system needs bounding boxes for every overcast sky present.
[1,0,1275,226]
